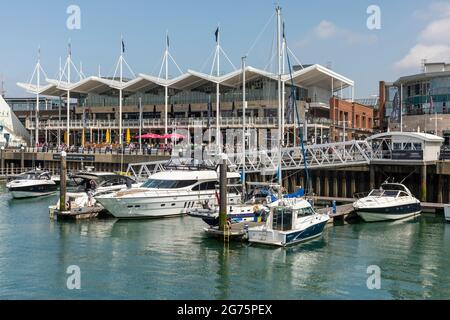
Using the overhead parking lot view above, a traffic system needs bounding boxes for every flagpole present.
[276,6,283,197]
[58,57,62,147]
[216,24,220,151]
[35,47,40,147]
[400,83,403,132]
[241,56,247,202]
[67,40,71,147]
[281,33,286,147]
[139,97,142,154]
[165,32,169,141]
[119,36,123,146]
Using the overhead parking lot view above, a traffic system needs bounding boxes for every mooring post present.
[420,164,427,202]
[59,151,67,212]
[218,154,228,232]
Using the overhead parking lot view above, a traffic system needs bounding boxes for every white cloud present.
[394,44,450,69]
[419,18,450,45]
[313,20,377,45]
[314,21,338,38]
[395,2,450,70]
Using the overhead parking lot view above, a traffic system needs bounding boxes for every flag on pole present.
[68,41,72,56]
[215,27,219,43]
[390,91,400,123]
[167,35,170,49]
[122,39,125,54]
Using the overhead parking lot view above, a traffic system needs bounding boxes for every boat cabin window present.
[142,179,197,189]
[272,207,293,231]
[368,189,384,197]
[193,181,217,191]
[296,207,315,218]
[101,176,135,187]
[383,190,399,197]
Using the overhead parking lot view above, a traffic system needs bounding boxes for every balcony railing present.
[26,117,284,130]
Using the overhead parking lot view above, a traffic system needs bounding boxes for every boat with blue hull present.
[247,198,330,247]
[353,182,421,222]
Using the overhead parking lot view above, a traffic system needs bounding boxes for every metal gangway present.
[126,140,376,180]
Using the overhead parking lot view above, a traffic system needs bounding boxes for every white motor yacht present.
[95,169,241,219]
[6,170,57,199]
[353,182,421,222]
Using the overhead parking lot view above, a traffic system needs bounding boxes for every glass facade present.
[403,76,450,115]
[84,77,308,108]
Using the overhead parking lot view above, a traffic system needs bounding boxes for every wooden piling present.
[218,155,228,232]
[59,151,67,212]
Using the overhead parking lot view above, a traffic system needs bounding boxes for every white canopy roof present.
[17,63,354,97]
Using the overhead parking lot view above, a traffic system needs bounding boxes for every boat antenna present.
[283,21,312,194]
[400,169,417,184]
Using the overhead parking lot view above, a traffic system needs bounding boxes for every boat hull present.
[355,203,422,222]
[10,190,57,199]
[444,205,450,222]
[96,192,240,219]
[248,219,328,247]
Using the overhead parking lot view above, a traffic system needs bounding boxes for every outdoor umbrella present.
[126,128,131,144]
[135,133,163,139]
[105,129,110,144]
[161,133,186,140]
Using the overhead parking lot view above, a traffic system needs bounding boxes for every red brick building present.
[330,97,374,141]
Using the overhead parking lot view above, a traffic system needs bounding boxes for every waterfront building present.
[16,63,364,147]
[0,95,29,147]
[379,62,450,142]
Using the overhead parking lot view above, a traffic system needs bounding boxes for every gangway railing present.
[125,140,378,179]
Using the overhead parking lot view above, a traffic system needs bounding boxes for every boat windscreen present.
[142,179,197,189]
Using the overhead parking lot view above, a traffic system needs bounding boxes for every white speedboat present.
[353,183,421,222]
[445,204,450,223]
[95,169,241,219]
[6,170,57,199]
[247,198,330,247]
[48,172,140,217]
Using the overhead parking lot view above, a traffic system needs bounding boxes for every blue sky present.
[1,0,449,98]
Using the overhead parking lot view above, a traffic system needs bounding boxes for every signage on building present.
[53,154,95,162]
[391,150,423,160]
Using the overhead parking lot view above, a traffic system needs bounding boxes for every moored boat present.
[353,182,421,222]
[95,164,241,219]
[6,170,57,199]
[247,198,330,247]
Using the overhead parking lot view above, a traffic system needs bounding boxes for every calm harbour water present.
[0,183,449,300]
